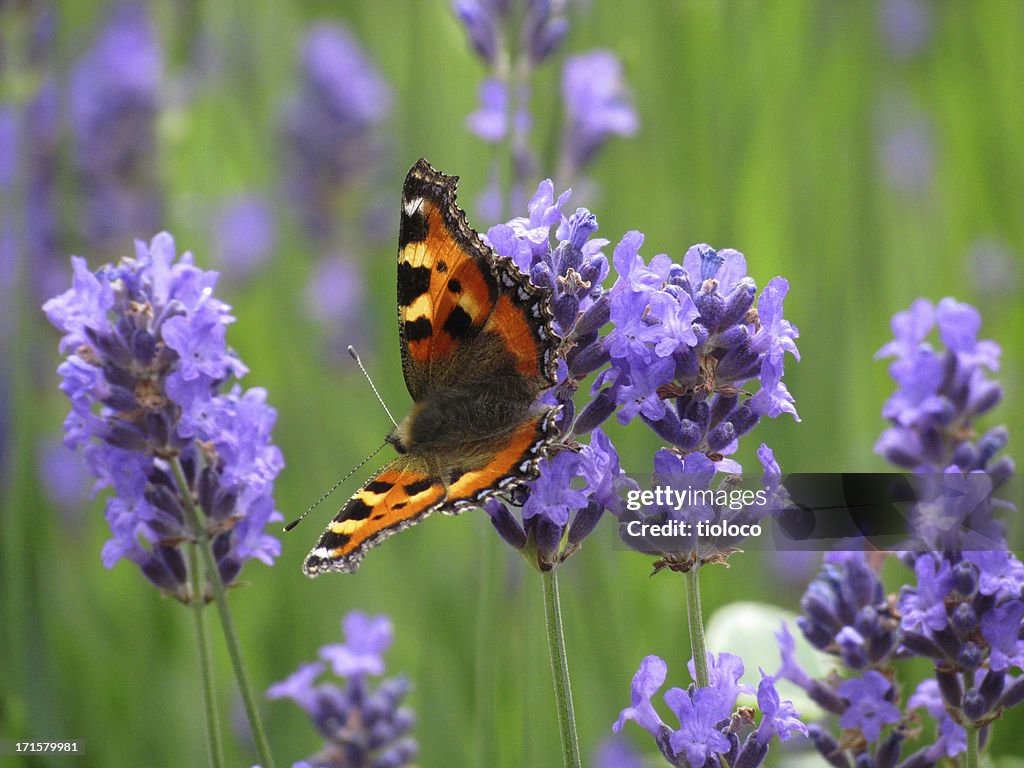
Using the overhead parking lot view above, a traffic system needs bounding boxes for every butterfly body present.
[303,159,559,576]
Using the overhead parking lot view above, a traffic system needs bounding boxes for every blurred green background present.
[2,1,1022,766]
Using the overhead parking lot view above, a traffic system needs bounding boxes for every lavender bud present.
[573,387,616,434]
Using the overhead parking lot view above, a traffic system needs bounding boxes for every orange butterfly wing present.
[303,457,444,575]
[301,159,559,577]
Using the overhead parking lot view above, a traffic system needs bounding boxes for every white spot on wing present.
[403,197,424,217]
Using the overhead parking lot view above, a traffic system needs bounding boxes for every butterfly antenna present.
[283,440,388,532]
[348,345,398,429]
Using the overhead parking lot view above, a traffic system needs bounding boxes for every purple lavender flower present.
[467,78,510,143]
[71,2,163,252]
[0,105,18,357]
[613,655,669,737]
[43,233,283,599]
[454,1,573,221]
[282,22,392,242]
[774,296,1022,768]
[320,611,393,678]
[269,610,417,768]
[753,670,806,743]
[483,179,798,571]
[485,428,632,570]
[898,553,953,633]
[907,679,967,759]
[521,0,570,65]
[614,653,803,768]
[617,443,791,572]
[795,552,899,669]
[791,516,1017,754]
[452,0,505,65]
[453,0,568,67]
[962,550,1024,600]
[0,10,65,305]
[837,671,902,743]
[875,298,1004,471]
[559,50,638,178]
[981,600,1024,672]
[603,241,799,461]
[0,104,15,192]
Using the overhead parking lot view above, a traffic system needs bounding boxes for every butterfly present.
[302,159,561,575]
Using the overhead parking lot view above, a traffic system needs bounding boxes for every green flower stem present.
[187,542,224,768]
[172,457,276,768]
[965,724,979,768]
[541,568,581,768]
[685,564,710,688]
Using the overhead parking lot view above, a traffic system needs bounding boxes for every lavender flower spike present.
[269,610,417,768]
[560,50,638,176]
[44,233,284,599]
[71,2,162,251]
[615,653,805,768]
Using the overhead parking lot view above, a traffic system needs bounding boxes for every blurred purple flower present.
[0,105,17,342]
[560,50,638,175]
[593,736,644,768]
[305,254,369,359]
[453,0,568,67]
[796,552,897,670]
[521,0,570,65]
[43,233,283,599]
[967,237,1020,300]
[25,76,65,303]
[0,105,16,191]
[38,437,92,519]
[320,611,393,678]
[213,195,276,283]
[282,22,392,242]
[467,78,510,143]
[269,610,417,768]
[878,109,934,194]
[71,2,163,251]
[879,0,932,59]
[452,0,505,65]
[454,1,570,221]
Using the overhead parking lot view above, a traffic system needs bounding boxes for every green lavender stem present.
[685,564,710,687]
[187,548,224,768]
[173,457,276,768]
[965,724,979,768]
[541,568,581,768]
